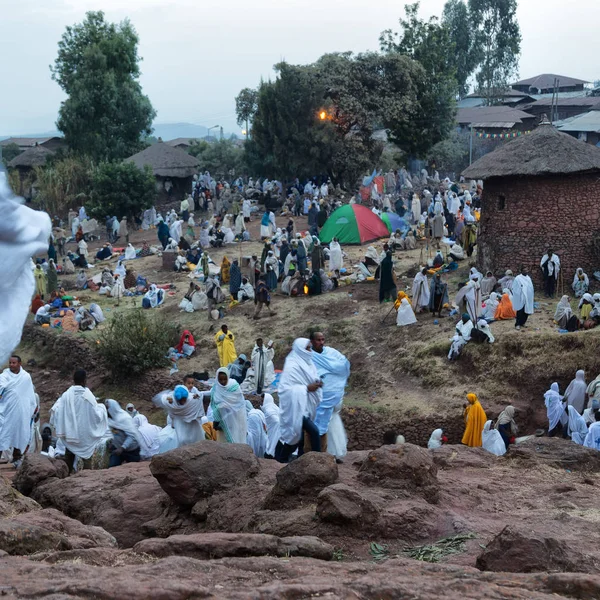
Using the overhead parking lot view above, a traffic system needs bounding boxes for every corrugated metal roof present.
[556,111,600,133]
[457,106,535,125]
[513,73,589,89]
[471,122,517,129]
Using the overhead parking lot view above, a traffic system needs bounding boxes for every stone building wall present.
[477,173,600,286]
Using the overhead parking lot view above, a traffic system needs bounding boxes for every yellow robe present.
[34,268,47,297]
[462,398,487,447]
[214,330,237,367]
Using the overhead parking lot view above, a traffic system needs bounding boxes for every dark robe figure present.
[378,252,397,303]
[429,273,449,317]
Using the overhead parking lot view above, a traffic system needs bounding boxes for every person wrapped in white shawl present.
[153,385,206,448]
[545,382,567,434]
[133,413,162,459]
[0,359,38,459]
[0,174,51,364]
[210,368,247,444]
[311,335,350,439]
[261,393,281,458]
[278,338,323,448]
[482,421,506,456]
[50,374,110,464]
[567,405,588,445]
[246,404,267,457]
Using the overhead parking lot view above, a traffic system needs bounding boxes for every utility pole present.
[469,124,474,165]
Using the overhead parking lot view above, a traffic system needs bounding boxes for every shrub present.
[97,310,178,379]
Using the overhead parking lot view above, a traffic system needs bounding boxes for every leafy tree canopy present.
[88,161,156,219]
[1,143,22,167]
[51,11,156,161]
[235,88,259,130]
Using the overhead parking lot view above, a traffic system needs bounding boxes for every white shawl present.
[50,385,109,459]
[328,240,343,271]
[512,274,534,314]
[427,429,443,449]
[564,370,587,415]
[124,244,136,260]
[482,420,506,456]
[397,298,417,326]
[246,408,267,457]
[133,413,162,459]
[0,177,51,364]
[412,272,430,309]
[545,383,567,431]
[261,393,281,457]
[278,338,322,445]
[567,405,588,445]
[0,367,37,452]
[210,368,247,444]
[583,421,600,450]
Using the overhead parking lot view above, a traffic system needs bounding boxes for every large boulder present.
[0,508,116,555]
[150,441,260,506]
[357,444,439,504]
[430,445,498,470]
[13,454,68,496]
[265,452,338,509]
[508,437,600,472]
[133,532,333,561]
[0,476,39,517]
[31,462,172,547]
[476,526,592,573]
[316,483,379,525]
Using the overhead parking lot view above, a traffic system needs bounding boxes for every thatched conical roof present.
[8,145,54,169]
[124,140,200,178]
[462,122,600,180]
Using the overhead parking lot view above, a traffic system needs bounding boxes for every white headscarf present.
[144,284,164,308]
[261,393,281,457]
[481,420,506,456]
[545,382,567,431]
[210,368,247,444]
[567,405,588,445]
[427,429,443,449]
[278,338,322,445]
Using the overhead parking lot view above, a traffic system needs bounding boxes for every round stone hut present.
[462,121,600,285]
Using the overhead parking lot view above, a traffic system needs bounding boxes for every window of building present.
[497,195,506,211]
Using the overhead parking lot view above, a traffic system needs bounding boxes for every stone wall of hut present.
[477,173,600,286]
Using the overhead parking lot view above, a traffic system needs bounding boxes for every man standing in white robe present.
[512,266,535,330]
[328,239,343,272]
[50,369,110,472]
[540,249,560,298]
[0,355,37,466]
[251,338,275,394]
[310,332,350,462]
[412,268,430,313]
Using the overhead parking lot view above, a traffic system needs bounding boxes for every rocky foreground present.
[2,438,600,598]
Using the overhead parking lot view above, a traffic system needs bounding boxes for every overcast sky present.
[1,0,598,136]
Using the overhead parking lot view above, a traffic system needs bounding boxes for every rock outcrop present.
[134,532,333,561]
[263,452,338,508]
[357,443,439,504]
[29,462,172,547]
[315,483,379,525]
[477,526,592,573]
[13,454,68,496]
[150,441,260,506]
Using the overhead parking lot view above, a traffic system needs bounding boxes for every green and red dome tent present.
[318,204,390,245]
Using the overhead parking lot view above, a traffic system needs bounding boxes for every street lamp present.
[319,111,327,120]
[207,125,219,140]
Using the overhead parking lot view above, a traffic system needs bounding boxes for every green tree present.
[1,143,23,167]
[235,87,259,133]
[469,0,521,104]
[88,161,155,218]
[442,0,479,97]
[51,11,156,161]
[380,3,457,157]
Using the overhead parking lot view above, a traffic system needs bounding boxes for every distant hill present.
[152,123,210,141]
[1,123,236,144]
